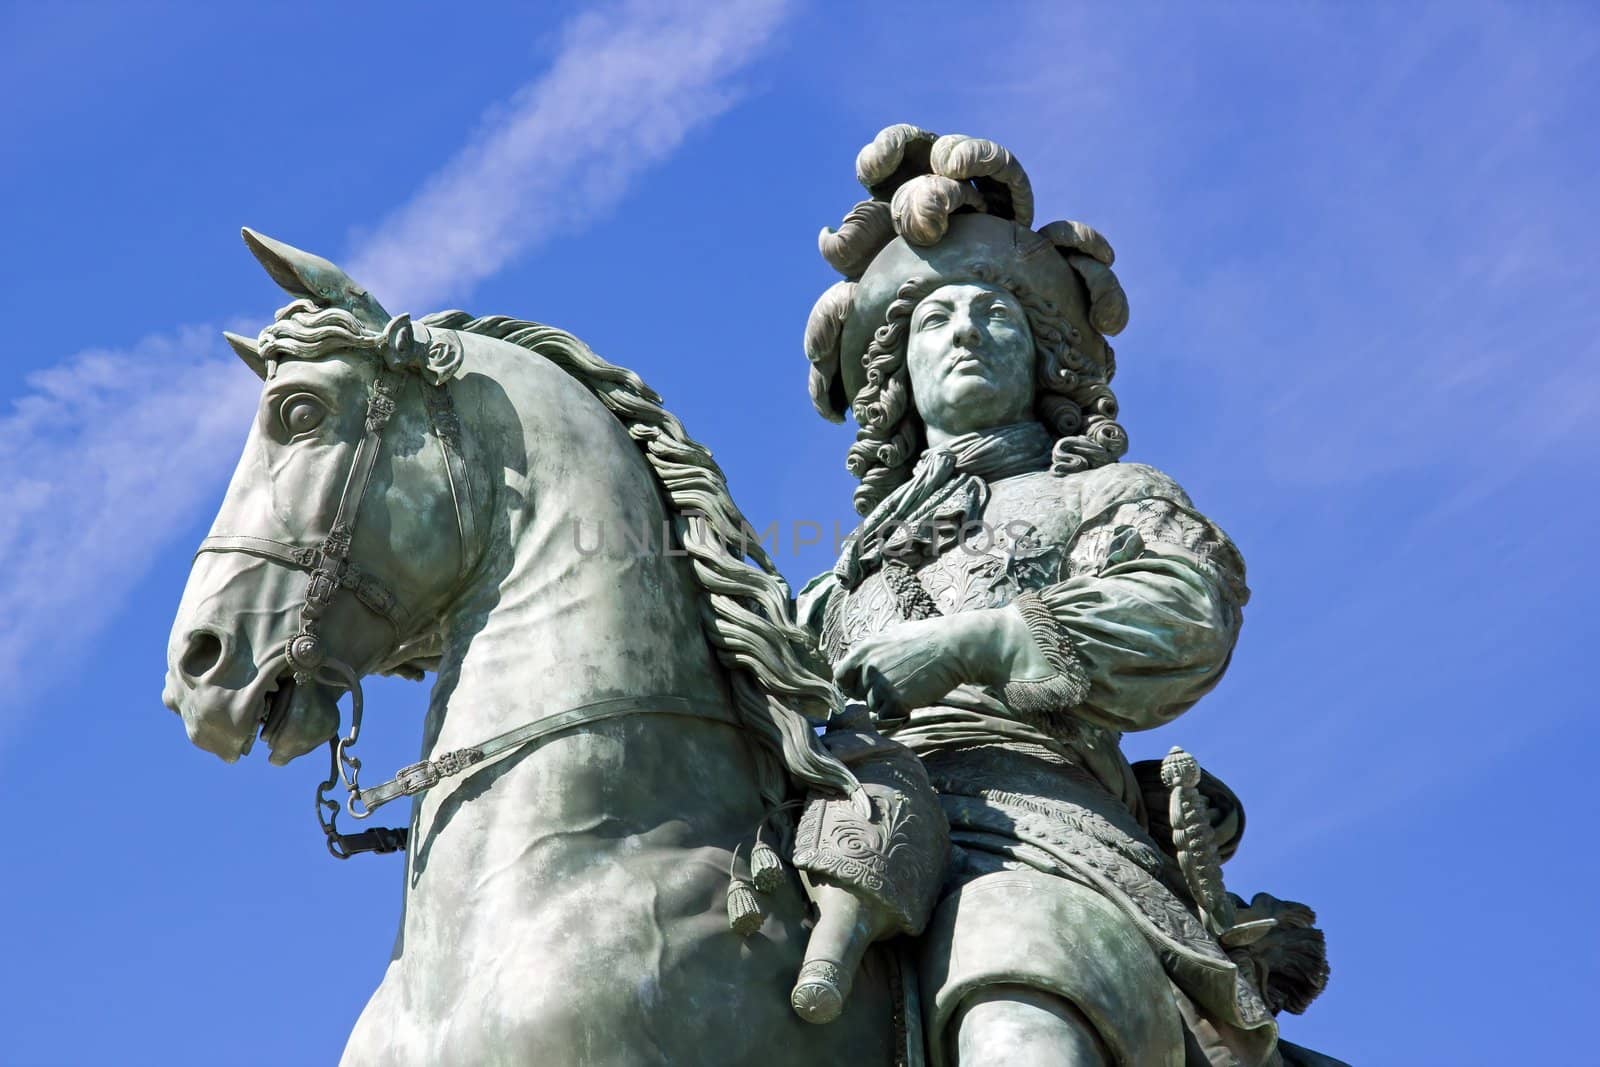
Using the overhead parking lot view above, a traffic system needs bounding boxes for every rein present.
[353,695,723,815]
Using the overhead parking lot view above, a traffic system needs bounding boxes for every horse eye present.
[280,394,326,437]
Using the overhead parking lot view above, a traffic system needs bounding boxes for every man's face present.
[905,282,1036,442]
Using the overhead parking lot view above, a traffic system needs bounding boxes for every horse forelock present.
[258,301,465,387]
[257,300,385,369]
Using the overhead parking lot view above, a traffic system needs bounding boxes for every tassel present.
[727,877,765,937]
[750,838,785,894]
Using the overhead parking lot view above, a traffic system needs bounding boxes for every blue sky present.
[1,1,1595,1063]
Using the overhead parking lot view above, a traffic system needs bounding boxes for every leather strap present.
[420,380,479,581]
[195,534,408,635]
[355,694,734,815]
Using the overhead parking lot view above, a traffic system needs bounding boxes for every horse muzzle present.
[163,618,341,765]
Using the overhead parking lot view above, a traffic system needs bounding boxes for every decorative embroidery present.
[881,559,940,621]
[791,736,949,935]
[1001,590,1090,712]
[1068,497,1249,606]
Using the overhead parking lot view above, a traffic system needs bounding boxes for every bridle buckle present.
[394,759,441,797]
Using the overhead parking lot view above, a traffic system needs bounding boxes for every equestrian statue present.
[162,123,1346,1066]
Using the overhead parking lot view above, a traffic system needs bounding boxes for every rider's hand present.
[832,607,1056,716]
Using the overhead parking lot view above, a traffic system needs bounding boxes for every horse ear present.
[223,331,268,380]
[239,227,391,328]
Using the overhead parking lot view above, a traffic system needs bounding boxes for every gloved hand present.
[831,606,1056,716]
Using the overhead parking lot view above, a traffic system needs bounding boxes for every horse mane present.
[421,311,859,804]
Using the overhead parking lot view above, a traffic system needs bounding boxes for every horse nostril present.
[180,629,226,681]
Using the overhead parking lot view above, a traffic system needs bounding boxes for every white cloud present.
[348,0,789,312]
[0,329,259,703]
[0,0,791,725]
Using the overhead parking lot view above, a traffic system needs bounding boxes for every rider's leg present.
[952,984,1111,1067]
[919,869,1185,1066]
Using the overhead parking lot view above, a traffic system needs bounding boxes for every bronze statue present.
[159,126,1342,1066]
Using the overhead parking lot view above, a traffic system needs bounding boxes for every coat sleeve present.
[1031,463,1249,733]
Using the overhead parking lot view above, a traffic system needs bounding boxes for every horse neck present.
[419,336,755,812]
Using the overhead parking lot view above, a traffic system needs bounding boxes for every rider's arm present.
[1024,462,1249,733]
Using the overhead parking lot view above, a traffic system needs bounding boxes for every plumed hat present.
[804,125,1129,422]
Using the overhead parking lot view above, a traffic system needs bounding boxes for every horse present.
[162,229,898,1065]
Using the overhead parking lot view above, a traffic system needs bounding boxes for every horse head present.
[162,230,478,766]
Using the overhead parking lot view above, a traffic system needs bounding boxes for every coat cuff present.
[1001,590,1090,714]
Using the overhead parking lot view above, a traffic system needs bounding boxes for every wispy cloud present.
[350,0,789,311]
[0,0,791,727]
[0,329,259,701]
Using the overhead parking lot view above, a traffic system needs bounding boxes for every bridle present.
[195,320,739,859]
[196,320,479,858]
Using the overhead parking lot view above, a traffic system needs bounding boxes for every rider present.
[797,126,1280,1067]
